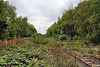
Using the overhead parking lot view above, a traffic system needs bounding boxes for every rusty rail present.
[66,51,92,67]
[75,49,100,60]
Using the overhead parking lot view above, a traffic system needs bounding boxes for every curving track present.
[66,50,100,67]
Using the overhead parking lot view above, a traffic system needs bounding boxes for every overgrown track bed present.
[66,50,100,67]
[75,49,100,62]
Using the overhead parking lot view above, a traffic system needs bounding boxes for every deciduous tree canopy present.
[46,0,100,44]
[0,0,37,40]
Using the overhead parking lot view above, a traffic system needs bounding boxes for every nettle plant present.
[0,44,51,67]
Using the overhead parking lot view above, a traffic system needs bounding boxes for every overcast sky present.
[5,0,82,34]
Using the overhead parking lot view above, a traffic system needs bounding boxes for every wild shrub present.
[73,35,81,41]
[32,33,48,44]
[75,40,82,50]
[58,35,67,41]
[90,32,100,44]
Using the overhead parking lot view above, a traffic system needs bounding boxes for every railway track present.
[66,50,100,67]
[74,49,100,62]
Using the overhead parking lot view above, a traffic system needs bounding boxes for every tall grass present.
[47,42,77,67]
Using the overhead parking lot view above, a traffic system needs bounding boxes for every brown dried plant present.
[0,38,25,50]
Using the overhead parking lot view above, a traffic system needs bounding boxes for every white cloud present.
[5,0,82,34]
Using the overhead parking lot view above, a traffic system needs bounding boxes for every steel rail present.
[66,51,93,67]
[74,49,100,60]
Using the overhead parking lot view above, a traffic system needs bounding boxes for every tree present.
[46,0,100,44]
[0,18,8,40]
[0,0,37,40]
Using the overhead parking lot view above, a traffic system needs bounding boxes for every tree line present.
[0,0,37,40]
[46,0,100,44]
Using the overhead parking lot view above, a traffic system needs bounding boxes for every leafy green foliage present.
[75,40,82,50]
[0,0,37,40]
[58,35,67,41]
[91,30,100,44]
[8,17,37,38]
[32,33,48,44]
[0,19,8,40]
[0,42,50,67]
[46,0,100,44]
